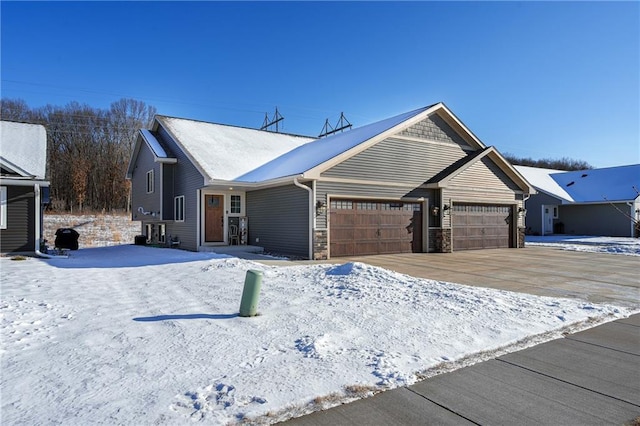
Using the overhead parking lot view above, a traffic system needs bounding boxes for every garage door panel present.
[452,204,512,251]
[330,200,422,257]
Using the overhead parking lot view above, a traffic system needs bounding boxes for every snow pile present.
[1,246,634,425]
[526,235,640,256]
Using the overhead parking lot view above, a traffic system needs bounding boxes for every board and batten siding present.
[246,184,309,258]
[155,125,207,251]
[0,186,35,253]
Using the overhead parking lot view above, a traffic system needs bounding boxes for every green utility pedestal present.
[239,270,263,317]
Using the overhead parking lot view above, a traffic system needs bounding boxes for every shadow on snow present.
[40,244,229,269]
[133,313,239,322]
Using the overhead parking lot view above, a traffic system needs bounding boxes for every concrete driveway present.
[263,246,640,425]
[261,246,640,307]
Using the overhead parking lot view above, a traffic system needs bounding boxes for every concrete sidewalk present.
[284,314,640,425]
[275,247,639,425]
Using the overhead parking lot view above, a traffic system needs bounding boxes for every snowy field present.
[1,243,636,425]
[526,235,640,256]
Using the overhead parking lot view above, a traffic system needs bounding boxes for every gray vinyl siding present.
[130,142,161,221]
[246,184,309,258]
[156,125,206,251]
[0,186,35,253]
[523,192,564,235]
[447,157,523,192]
[162,163,175,220]
[558,203,634,237]
[322,137,469,185]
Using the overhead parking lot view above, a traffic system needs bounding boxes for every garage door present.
[330,200,422,257]
[452,204,512,250]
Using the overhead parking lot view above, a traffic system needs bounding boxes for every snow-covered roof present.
[551,164,640,203]
[515,164,640,203]
[140,129,168,158]
[0,121,47,179]
[515,165,572,202]
[236,106,432,182]
[157,117,314,182]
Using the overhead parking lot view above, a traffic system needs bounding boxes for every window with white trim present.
[0,186,7,230]
[158,224,166,243]
[145,223,154,243]
[146,170,154,193]
[174,195,185,222]
[230,195,241,214]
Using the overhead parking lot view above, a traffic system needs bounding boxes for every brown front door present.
[205,195,224,242]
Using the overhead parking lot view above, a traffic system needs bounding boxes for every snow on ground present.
[1,245,635,425]
[526,235,640,256]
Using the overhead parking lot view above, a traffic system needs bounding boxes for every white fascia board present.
[0,177,50,187]
[436,103,486,150]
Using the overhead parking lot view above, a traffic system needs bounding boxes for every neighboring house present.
[127,102,534,259]
[0,121,50,253]
[516,164,640,237]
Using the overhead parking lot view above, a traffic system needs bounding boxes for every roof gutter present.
[293,176,313,260]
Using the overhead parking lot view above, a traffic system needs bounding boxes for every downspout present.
[34,183,67,259]
[293,176,313,260]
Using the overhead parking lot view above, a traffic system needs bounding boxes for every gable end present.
[398,113,470,147]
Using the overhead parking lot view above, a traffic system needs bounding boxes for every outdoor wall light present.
[518,207,527,217]
[442,204,451,215]
[431,206,440,216]
[315,201,327,216]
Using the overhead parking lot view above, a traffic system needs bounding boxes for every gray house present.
[516,164,640,237]
[127,103,534,259]
[0,121,50,254]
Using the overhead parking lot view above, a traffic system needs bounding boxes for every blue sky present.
[2,1,638,168]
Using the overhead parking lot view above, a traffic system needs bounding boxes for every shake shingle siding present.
[399,114,468,146]
[246,185,309,257]
[0,186,35,252]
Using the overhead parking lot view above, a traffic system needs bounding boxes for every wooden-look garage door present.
[330,200,422,257]
[452,204,512,250]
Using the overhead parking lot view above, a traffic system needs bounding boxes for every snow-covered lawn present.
[1,245,635,425]
[526,235,640,256]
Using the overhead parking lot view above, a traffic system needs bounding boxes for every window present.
[0,186,6,230]
[174,196,185,222]
[230,195,241,214]
[145,223,154,242]
[158,224,166,243]
[146,170,154,193]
